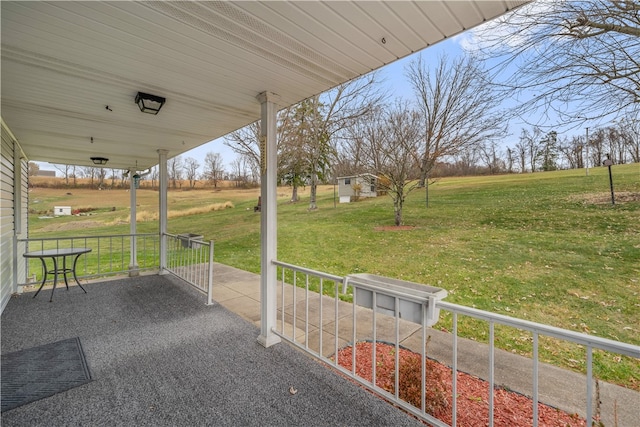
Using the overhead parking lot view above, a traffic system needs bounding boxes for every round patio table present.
[23,248,91,302]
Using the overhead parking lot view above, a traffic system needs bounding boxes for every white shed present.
[337,174,378,203]
[54,206,72,216]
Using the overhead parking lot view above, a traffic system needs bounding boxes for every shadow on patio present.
[1,274,423,427]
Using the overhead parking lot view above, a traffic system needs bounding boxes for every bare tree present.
[471,0,640,125]
[452,148,481,176]
[224,114,290,189]
[506,147,515,173]
[602,126,625,164]
[616,110,640,162]
[224,122,262,177]
[590,128,606,167]
[513,137,528,173]
[168,156,183,189]
[358,102,422,226]
[290,73,384,210]
[335,119,371,178]
[71,165,78,187]
[229,155,253,188]
[184,157,200,189]
[559,135,585,169]
[28,162,40,177]
[83,166,97,188]
[203,152,225,188]
[149,166,158,189]
[478,141,506,175]
[406,53,506,206]
[518,127,544,172]
[97,167,107,189]
[53,163,72,186]
[109,169,118,188]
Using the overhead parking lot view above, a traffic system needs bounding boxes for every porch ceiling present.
[1,1,527,171]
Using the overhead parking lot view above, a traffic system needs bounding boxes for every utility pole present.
[585,127,589,176]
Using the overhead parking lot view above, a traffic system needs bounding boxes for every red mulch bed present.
[336,342,586,427]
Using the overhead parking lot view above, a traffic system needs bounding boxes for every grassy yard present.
[28,164,640,389]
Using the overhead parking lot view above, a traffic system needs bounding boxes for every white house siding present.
[1,122,28,313]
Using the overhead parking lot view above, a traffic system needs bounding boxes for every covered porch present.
[3,2,639,426]
[1,0,533,338]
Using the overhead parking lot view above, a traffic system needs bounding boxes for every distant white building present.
[337,173,378,203]
[54,206,72,216]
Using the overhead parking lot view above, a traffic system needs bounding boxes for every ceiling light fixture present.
[90,156,109,165]
[135,91,166,115]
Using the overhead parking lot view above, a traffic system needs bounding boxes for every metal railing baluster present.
[533,332,539,427]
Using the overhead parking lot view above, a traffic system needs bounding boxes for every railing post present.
[586,347,593,426]
[206,241,214,306]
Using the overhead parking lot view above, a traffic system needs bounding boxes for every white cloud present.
[453,0,557,54]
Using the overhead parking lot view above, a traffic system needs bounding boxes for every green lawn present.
[29,163,640,389]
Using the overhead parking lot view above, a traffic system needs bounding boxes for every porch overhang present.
[1,1,529,169]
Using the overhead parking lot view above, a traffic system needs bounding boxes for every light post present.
[585,127,589,176]
[603,155,615,205]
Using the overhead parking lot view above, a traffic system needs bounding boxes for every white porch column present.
[158,149,169,274]
[12,142,23,293]
[128,168,139,277]
[256,91,281,348]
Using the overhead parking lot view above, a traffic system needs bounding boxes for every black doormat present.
[1,337,93,412]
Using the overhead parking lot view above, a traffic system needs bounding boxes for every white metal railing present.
[19,234,159,285]
[436,301,640,427]
[19,233,214,304]
[164,233,214,305]
[272,260,640,427]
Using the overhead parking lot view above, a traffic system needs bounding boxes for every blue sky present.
[184,33,547,172]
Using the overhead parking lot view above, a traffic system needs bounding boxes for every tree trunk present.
[424,171,430,208]
[308,175,317,210]
[418,157,428,187]
[394,203,402,226]
[291,185,299,203]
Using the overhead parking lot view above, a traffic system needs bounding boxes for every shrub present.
[395,350,448,415]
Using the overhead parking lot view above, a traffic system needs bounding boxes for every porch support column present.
[128,168,139,277]
[158,149,169,274]
[12,141,24,293]
[256,91,281,348]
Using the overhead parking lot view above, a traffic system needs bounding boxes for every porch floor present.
[1,273,423,427]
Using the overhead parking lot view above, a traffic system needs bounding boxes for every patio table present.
[23,248,91,302]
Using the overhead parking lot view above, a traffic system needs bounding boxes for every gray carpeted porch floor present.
[1,274,424,426]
